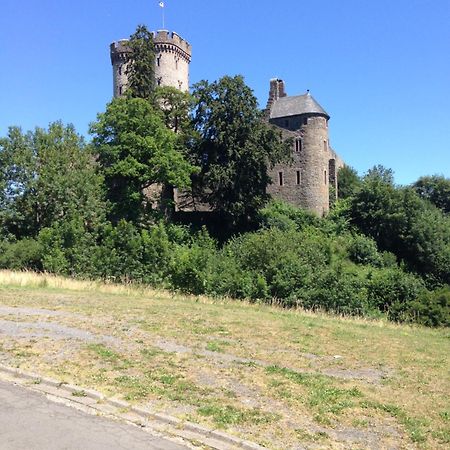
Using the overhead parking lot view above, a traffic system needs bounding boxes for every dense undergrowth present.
[1,199,448,327]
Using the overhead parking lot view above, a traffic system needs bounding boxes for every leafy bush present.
[404,287,450,327]
[258,200,320,231]
[0,238,43,270]
[170,228,216,295]
[366,268,425,320]
[347,235,382,267]
[38,220,98,276]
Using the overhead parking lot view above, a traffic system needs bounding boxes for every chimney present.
[265,79,287,115]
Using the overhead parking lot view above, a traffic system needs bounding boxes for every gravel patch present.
[0,306,79,318]
[0,320,120,346]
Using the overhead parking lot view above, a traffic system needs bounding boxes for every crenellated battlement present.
[110,40,132,64]
[110,30,192,66]
[152,30,192,57]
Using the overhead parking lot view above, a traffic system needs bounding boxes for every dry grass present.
[0,270,448,449]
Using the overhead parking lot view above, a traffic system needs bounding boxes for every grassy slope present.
[0,271,448,449]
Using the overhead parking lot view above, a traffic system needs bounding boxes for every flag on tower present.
[159,1,164,7]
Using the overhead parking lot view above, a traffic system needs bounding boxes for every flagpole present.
[159,2,166,29]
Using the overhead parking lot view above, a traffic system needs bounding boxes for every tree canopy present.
[90,97,197,224]
[190,75,291,228]
[125,25,156,99]
[413,175,450,214]
[0,122,105,238]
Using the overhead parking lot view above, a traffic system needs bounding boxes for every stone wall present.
[110,40,131,98]
[268,114,331,216]
[110,30,192,98]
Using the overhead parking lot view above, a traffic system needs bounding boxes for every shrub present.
[301,267,370,315]
[169,228,216,295]
[405,286,450,327]
[0,238,43,270]
[347,234,382,267]
[366,268,425,320]
[258,200,320,232]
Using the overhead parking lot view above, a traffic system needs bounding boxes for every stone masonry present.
[110,32,343,215]
[110,30,192,97]
[266,79,344,216]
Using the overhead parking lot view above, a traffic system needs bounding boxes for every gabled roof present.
[270,93,329,119]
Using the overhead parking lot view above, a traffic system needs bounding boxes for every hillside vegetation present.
[0,271,448,449]
[0,27,449,330]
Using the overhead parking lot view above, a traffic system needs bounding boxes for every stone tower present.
[110,30,192,97]
[266,79,343,216]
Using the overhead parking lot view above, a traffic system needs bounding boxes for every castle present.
[110,30,343,216]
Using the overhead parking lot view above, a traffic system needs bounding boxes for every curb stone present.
[0,364,266,450]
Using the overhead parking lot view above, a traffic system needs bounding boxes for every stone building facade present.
[266,79,344,216]
[110,31,343,215]
[110,30,192,97]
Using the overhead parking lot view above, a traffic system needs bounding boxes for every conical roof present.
[270,92,329,119]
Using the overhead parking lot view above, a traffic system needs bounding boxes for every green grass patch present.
[72,390,87,397]
[266,365,363,416]
[295,428,329,442]
[198,404,280,428]
[87,344,120,362]
[205,341,229,353]
[362,401,430,443]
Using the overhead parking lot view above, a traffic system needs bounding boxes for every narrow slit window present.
[157,55,161,67]
[295,139,302,152]
[296,170,301,185]
[324,140,328,152]
[278,172,284,186]
[324,170,327,184]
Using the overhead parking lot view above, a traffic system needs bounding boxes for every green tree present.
[337,165,361,199]
[0,122,105,238]
[190,75,291,229]
[125,25,156,99]
[90,97,197,224]
[350,166,402,250]
[413,175,450,214]
[350,166,450,285]
[152,86,195,135]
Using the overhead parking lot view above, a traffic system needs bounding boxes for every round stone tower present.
[297,106,331,216]
[110,30,192,97]
[267,80,333,216]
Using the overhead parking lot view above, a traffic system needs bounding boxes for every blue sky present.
[1,0,449,184]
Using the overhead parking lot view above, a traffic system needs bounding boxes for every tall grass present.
[0,270,167,298]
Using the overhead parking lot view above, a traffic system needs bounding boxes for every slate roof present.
[270,93,329,119]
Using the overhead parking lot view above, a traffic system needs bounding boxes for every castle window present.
[295,139,302,153]
[119,86,123,95]
[157,55,162,67]
[278,172,284,186]
[175,56,179,70]
[324,170,327,184]
[324,140,328,152]
[296,170,301,185]
[118,65,122,76]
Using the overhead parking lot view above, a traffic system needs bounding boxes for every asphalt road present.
[0,380,188,450]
